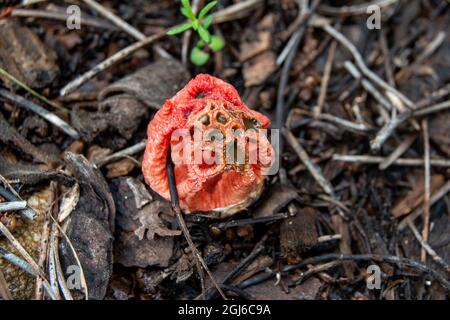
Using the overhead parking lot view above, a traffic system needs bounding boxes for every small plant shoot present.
[167,0,225,66]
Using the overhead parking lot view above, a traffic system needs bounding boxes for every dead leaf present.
[133,201,181,240]
[87,145,111,163]
[106,158,136,178]
[110,177,179,268]
[239,14,275,62]
[243,51,277,87]
[391,174,445,218]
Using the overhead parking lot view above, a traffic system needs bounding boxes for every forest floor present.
[0,0,449,300]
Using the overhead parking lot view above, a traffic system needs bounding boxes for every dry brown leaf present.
[106,158,136,178]
[243,50,277,87]
[391,174,445,218]
[87,145,111,163]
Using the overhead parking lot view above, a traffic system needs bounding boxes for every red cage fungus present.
[142,74,273,215]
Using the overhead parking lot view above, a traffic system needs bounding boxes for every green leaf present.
[198,1,217,20]
[198,25,211,43]
[190,47,210,66]
[192,19,199,31]
[167,22,193,35]
[209,35,225,52]
[181,0,195,21]
[202,14,213,29]
[196,39,206,48]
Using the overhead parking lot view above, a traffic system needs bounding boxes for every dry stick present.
[319,23,414,109]
[36,182,57,300]
[318,113,372,133]
[166,152,227,300]
[371,92,450,151]
[59,31,166,96]
[0,175,36,220]
[317,234,342,242]
[0,222,58,300]
[283,128,334,196]
[0,246,36,276]
[416,83,450,108]
[313,40,337,117]
[379,29,396,87]
[421,119,431,263]
[94,140,146,167]
[379,133,417,170]
[318,0,398,15]
[414,100,450,117]
[238,253,450,291]
[406,220,450,272]
[396,31,446,82]
[81,0,170,59]
[35,204,52,300]
[12,9,116,29]
[0,201,27,212]
[49,214,89,300]
[82,0,145,40]
[59,0,262,96]
[294,260,341,285]
[399,180,450,231]
[0,89,80,139]
[333,154,450,167]
[211,0,264,24]
[197,234,269,300]
[0,269,12,300]
[47,240,61,300]
[52,230,73,300]
[0,67,67,113]
[276,0,312,67]
[344,61,393,113]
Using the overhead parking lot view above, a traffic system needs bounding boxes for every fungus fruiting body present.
[142,74,273,215]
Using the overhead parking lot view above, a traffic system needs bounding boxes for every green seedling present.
[167,0,225,66]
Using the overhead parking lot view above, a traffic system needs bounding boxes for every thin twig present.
[421,119,431,262]
[406,220,450,272]
[0,221,58,299]
[239,253,450,291]
[94,140,146,167]
[379,134,417,170]
[344,60,393,112]
[82,0,145,39]
[49,214,89,300]
[283,128,334,196]
[59,31,166,96]
[12,9,115,29]
[333,154,450,167]
[0,201,27,212]
[317,23,414,109]
[318,0,398,16]
[0,66,68,113]
[313,40,337,117]
[399,180,450,231]
[0,176,36,220]
[213,213,288,229]
[60,1,260,96]
[52,232,73,300]
[0,88,80,139]
[166,151,227,300]
[0,246,36,276]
